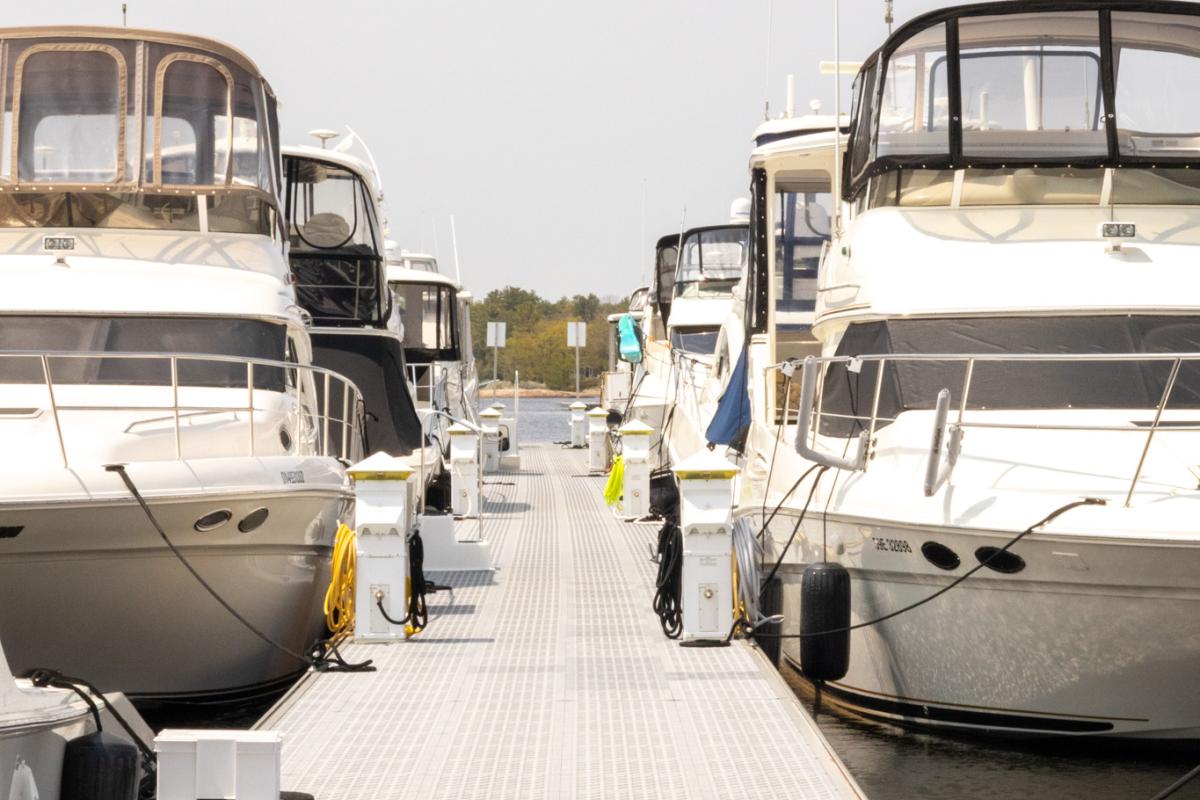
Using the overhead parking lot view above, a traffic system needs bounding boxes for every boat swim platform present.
[258,443,863,800]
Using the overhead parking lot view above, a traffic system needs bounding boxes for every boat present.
[0,638,94,800]
[282,139,429,464]
[737,0,1200,738]
[386,250,480,431]
[0,27,362,709]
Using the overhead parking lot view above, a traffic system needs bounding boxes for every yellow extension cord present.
[324,523,357,636]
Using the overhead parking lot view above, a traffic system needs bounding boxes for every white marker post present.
[567,321,586,398]
[486,321,506,398]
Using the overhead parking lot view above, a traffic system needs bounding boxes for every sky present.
[6,0,970,299]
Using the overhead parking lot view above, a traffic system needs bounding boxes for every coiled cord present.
[652,519,684,639]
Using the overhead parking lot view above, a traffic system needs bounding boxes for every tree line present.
[469,287,628,391]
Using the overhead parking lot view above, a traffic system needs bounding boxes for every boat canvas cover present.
[819,316,1200,436]
[311,332,423,455]
[706,345,751,448]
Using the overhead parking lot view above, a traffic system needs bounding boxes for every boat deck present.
[259,443,862,800]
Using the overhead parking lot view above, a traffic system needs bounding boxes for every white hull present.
[0,458,347,700]
[753,508,1200,738]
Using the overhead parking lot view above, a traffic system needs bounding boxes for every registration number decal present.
[873,537,912,554]
[281,470,305,484]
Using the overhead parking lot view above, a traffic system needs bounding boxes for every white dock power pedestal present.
[348,453,415,641]
[673,451,740,641]
[480,406,503,472]
[448,422,481,518]
[586,406,610,472]
[619,419,653,518]
[569,401,588,447]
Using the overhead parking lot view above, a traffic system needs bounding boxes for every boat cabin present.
[0,27,281,244]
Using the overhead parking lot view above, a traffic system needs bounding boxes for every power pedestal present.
[448,423,480,518]
[568,401,587,447]
[349,453,414,641]
[480,407,502,472]
[673,451,740,642]
[619,419,653,518]
[587,406,609,472]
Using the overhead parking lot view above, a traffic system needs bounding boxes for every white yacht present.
[282,143,429,461]
[386,251,480,428]
[738,1,1200,738]
[0,28,362,709]
[0,639,93,800]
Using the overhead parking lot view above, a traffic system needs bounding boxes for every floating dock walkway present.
[259,444,863,799]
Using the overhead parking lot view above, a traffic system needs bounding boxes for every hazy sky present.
[8,0,968,299]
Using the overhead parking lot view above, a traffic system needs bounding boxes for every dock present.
[259,444,863,799]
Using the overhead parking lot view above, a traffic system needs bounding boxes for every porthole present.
[921,541,960,571]
[194,509,232,532]
[0,526,23,539]
[975,546,1026,574]
[279,427,293,451]
[238,507,270,533]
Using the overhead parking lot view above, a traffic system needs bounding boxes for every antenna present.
[785,74,795,119]
[884,0,894,34]
[640,178,648,285]
[450,215,462,285]
[309,129,338,149]
[121,3,127,26]
[674,207,687,282]
[832,0,843,239]
[344,124,385,201]
[763,0,775,120]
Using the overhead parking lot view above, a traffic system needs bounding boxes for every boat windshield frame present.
[843,0,1200,200]
[674,224,748,292]
[0,28,282,235]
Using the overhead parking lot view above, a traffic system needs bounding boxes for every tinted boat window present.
[0,316,287,389]
[819,316,1200,437]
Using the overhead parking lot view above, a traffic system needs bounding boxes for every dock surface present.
[261,444,862,799]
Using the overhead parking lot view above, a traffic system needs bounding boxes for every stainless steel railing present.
[771,352,1200,506]
[0,350,366,468]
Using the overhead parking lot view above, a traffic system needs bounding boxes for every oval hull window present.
[921,541,960,571]
[194,509,232,532]
[975,546,1026,574]
[238,507,270,533]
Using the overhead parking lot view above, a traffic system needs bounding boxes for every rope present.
[755,497,1105,640]
[106,464,374,673]
[324,524,357,636]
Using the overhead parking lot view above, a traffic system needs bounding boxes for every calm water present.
[490,394,600,443]
[780,663,1200,800]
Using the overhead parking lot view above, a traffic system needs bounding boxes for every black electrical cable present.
[755,497,1105,640]
[652,519,684,639]
[373,530,436,633]
[107,464,374,673]
[1150,761,1200,800]
[760,466,830,589]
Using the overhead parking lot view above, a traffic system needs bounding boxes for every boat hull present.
[0,485,344,700]
[754,510,1200,738]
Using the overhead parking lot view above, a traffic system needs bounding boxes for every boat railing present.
[0,350,366,468]
[772,352,1200,507]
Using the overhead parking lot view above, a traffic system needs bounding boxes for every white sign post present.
[486,321,507,397]
[567,321,586,398]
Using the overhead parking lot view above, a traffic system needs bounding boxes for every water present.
[779,664,1200,799]
[489,394,599,444]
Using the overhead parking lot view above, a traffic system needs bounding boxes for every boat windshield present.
[775,185,829,332]
[675,226,747,296]
[0,315,287,389]
[846,4,1200,199]
[0,31,279,233]
[390,281,460,363]
[284,154,385,326]
[670,326,719,355]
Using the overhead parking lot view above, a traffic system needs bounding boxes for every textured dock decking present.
[260,444,862,800]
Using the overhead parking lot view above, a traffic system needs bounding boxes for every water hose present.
[324,524,357,636]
